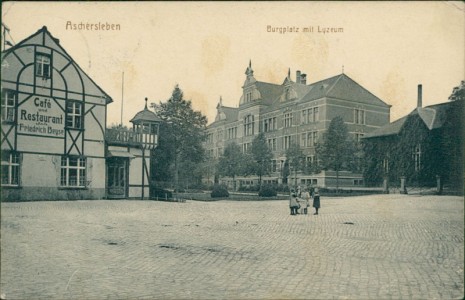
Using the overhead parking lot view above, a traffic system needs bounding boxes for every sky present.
[2,1,464,126]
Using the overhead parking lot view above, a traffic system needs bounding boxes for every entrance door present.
[107,158,128,199]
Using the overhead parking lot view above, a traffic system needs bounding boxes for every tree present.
[151,85,208,193]
[217,142,244,191]
[316,116,356,191]
[250,132,273,186]
[448,80,465,101]
[285,142,304,187]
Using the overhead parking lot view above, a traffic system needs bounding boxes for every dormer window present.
[285,87,291,100]
[245,91,252,103]
[35,53,51,78]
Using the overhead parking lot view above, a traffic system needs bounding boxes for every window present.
[217,129,223,141]
[271,160,277,172]
[284,112,293,128]
[383,158,389,174]
[301,133,307,147]
[354,108,365,124]
[354,179,364,186]
[307,132,313,147]
[242,142,251,153]
[244,115,254,136]
[355,133,364,142]
[306,108,312,123]
[302,107,319,124]
[1,89,16,122]
[301,110,307,124]
[313,107,319,122]
[413,144,421,171]
[306,131,318,147]
[35,53,51,78]
[263,117,276,132]
[284,135,292,150]
[227,127,237,140]
[245,91,253,103]
[1,151,20,186]
[206,133,214,144]
[61,156,86,187]
[267,138,277,151]
[66,101,83,129]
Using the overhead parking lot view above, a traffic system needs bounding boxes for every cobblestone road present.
[1,194,463,299]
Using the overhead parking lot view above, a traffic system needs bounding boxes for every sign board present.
[17,96,65,137]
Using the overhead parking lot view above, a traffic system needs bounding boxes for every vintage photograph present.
[1,1,464,299]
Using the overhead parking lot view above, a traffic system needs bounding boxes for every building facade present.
[105,101,160,199]
[1,26,159,201]
[205,62,391,189]
[363,85,464,193]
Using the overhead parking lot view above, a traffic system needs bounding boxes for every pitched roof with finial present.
[130,97,162,123]
[2,26,113,104]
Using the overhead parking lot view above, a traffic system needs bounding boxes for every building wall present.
[205,72,390,188]
[1,27,109,201]
[128,147,150,199]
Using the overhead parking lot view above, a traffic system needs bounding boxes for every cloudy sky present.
[2,1,464,126]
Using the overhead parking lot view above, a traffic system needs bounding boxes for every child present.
[301,188,310,215]
[313,188,320,215]
[289,192,299,215]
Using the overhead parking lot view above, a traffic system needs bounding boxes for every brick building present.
[205,61,391,189]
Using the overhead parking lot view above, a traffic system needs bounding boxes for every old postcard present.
[1,1,464,299]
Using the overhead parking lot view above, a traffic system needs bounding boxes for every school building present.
[1,26,160,201]
[205,61,391,189]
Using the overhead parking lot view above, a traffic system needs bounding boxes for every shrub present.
[258,184,277,197]
[211,184,229,198]
[276,184,290,193]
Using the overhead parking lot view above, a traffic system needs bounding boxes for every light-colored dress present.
[289,195,299,208]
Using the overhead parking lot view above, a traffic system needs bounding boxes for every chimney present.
[300,74,307,85]
[296,70,301,83]
[417,84,422,108]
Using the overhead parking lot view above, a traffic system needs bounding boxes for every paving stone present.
[0,194,463,299]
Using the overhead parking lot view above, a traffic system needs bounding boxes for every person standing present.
[313,188,320,215]
[289,192,299,215]
[301,188,310,215]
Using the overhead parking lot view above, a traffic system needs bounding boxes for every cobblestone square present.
[1,194,463,299]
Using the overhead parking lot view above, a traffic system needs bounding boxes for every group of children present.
[289,186,320,216]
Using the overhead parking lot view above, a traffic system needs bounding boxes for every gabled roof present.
[255,81,284,105]
[299,74,342,103]
[222,106,239,122]
[210,105,238,128]
[363,116,408,138]
[318,73,389,107]
[2,26,112,103]
[364,100,459,139]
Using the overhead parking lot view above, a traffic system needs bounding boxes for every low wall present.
[1,187,106,202]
